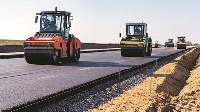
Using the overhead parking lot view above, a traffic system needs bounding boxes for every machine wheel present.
[146,52,151,56]
[71,48,80,62]
[141,49,146,57]
[51,50,60,64]
[121,49,127,57]
[146,51,151,56]
[146,46,152,56]
[25,55,34,64]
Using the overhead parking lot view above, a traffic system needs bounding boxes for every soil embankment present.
[169,56,200,111]
[93,47,200,111]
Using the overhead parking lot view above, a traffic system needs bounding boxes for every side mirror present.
[70,16,73,20]
[69,16,73,27]
[35,16,38,23]
[119,33,121,37]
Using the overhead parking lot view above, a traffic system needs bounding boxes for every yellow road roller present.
[177,36,186,49]
[119,23,152,57]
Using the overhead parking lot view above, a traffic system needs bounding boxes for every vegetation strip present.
[93,47,200,112]
[2,48,192,112]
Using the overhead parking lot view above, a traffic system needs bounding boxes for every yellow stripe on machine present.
[120,41,144,45]
[177,43,186,45]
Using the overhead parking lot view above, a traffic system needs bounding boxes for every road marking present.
[119,60,126,62]
[117,60,126,63]
[38,75,58,80]
[79,67,94,71]
[14,65,24,67]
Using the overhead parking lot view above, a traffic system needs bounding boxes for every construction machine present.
[155,40,158,48]
[166,39,174,47]
[120,23,152,57]
[177,36,186,49]
[23,7,81,64]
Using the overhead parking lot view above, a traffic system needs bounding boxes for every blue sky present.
[0,0,200,44]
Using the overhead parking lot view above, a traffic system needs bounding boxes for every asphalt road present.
[0,47,186,110]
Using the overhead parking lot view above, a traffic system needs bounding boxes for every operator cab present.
[178,36,185,42]
[35,7,72,39]
[126,23,148,38]
[168,39,173,43]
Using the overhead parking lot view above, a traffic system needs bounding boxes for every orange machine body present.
[24,35,81,58]
[166,39,174,47]
[23,8,81,64]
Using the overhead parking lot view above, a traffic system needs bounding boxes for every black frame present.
[125,23,147,37]
[36,11,71,38]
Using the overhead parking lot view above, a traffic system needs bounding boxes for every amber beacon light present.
[55,6,57,11]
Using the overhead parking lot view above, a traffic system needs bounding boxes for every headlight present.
[27,43,31,47]
[47,43,53,47]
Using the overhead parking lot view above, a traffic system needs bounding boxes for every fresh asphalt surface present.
[0,47,187,110]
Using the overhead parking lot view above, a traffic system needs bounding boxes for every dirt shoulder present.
[169,57,200,111]
[93,47,200,112]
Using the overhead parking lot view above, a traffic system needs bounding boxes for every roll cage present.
[126,23,147,38]
[35,11,72,38]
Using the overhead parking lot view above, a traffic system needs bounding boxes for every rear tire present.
[70,48,80,62]
[146,52,151,56]
[146,46,152,56]
[51,50,60,64]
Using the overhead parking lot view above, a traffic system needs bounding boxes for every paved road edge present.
[0,48,121,59]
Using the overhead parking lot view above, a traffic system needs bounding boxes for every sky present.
[0,0,200,44]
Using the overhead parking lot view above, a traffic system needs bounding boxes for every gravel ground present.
[37,52,186,112]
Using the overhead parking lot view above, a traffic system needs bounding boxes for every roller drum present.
[24,49,59,64]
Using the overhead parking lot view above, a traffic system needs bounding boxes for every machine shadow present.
[145,55,163,59]
[58,61,136,68]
